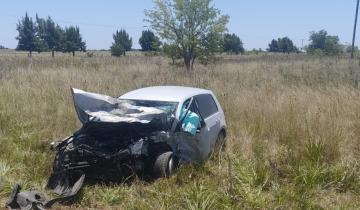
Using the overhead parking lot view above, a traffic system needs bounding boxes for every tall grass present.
[0,53,359,209]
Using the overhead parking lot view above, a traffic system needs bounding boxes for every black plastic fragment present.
[5,183,48,210]
[5,171,85,210]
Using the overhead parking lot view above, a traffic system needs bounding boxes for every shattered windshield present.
[119,99,178,120]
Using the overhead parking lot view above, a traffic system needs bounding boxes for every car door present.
[194,94,221,157]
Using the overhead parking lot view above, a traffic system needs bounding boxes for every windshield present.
[119,99,178,120]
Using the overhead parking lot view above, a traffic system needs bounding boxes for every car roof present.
[119,86,212,102]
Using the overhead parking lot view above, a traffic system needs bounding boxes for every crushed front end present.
[6,88,203,209]
[49,88,177,182]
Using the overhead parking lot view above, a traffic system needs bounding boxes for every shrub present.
[110,44,125,57]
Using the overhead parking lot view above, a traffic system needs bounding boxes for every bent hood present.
[71,88,167,125]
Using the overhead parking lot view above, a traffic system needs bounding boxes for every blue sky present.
[0,0,357,50]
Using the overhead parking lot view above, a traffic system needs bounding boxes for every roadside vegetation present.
[0,53,359,209]
[2,0,360,209]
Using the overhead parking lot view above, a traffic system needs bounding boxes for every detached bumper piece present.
[6,171,85,210]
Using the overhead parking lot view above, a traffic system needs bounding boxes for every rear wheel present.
[153,151,175,178]
[215,131,226,151]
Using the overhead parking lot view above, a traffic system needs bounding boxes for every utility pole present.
[351,0,360,59]
[301,39,304,52]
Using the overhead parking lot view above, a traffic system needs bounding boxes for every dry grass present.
[0,52,360,209]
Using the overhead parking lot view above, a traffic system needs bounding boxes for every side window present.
[182,99,191,110]
[182,98,195,112]
[195,94,218,119]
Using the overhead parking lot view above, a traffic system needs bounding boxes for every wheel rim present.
[167,156,174,175]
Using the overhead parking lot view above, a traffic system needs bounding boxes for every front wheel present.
[153,151,175,178]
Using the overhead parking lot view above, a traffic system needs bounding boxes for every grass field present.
[0,52,360,209]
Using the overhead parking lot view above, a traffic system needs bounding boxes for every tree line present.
[15,0,356,71]
[111,28,348,57]
[110,29,245,57]
[111,0,352,71]
[16,13,86,56]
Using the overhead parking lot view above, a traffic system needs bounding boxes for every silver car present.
[7,86,228,209]
[120,86,227,161]
[49,86,227,186]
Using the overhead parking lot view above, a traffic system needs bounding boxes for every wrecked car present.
[6,86,227,209]
[50,86,227,180]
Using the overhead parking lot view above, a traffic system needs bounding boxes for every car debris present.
[6,171,84,210]
[6,86,226,209]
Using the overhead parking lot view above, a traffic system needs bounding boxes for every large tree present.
[306,30,343,56]
[145,0,229,71]
[223,33,244,54]
[36,15,64,56]
[111,29,132,56]
[139,30,161,51]
[268,37,298,53]
[16,12,38,56]
[63,26,86,56]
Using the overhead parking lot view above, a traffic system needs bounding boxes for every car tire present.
[153,151,175,178]
[215,131,226,151]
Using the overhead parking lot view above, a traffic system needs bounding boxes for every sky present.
[0,0,357,50]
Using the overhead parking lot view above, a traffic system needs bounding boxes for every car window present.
[195,94,218,119]
[182,98,196,113]
[179,98,201,134]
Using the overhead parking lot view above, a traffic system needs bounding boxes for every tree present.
[145,0,229,71]
[63,26,86,56]
[16,12,38,56]
[139,30,161,51]
[268,37,298,53]
[199,31,224,64]
[306,30,343,56]
[36,15,64,57]
[0,45,7,49]
[223,33,244,54]
[268,39,279,52]
[323,36,343,56]
[111,29,132,56]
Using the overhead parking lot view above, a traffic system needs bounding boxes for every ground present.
[0,51,359,209]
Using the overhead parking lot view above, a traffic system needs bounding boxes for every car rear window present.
[195,94,218,118]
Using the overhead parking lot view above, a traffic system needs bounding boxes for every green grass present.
[0,53,359,209]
